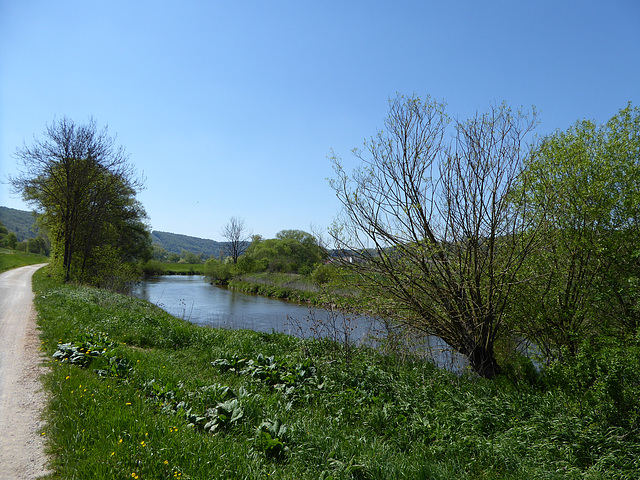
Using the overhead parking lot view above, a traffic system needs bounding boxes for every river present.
[131,275,466,370]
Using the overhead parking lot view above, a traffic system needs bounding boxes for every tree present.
[221,216,250,263]
[10,116,150,286]
[238,229,327,274]
[330,94,540,378]
[514,103,640,359]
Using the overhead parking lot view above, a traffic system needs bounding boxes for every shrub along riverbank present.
[33,269,640,479]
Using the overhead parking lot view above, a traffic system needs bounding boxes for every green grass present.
[142,261,205,275]
[33,270,640,479]
[0,248,48,272]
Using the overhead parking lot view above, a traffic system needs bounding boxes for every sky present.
[1,1,639,241]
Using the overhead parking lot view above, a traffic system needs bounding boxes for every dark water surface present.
[131,275,466,370]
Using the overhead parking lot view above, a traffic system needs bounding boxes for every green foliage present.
[543,335,640,429]
[311,262,338,285]
[11,117,151,288]
[514,103,640,358]
[254,419,290,461]
[240,230,327,275]
[204,257,235,284]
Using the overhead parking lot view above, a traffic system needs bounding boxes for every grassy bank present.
[229,273,323,304]
[228,273,359,310]
[143,261,205,275]
[34,271,640,479]
[0,248,48,273]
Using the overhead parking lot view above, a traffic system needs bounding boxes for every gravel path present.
[0,264,51,479]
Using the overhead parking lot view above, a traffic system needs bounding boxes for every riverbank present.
[228,273,323,304]
[142,261,205,276]
[32,269,640,478]
[227,272,362,312]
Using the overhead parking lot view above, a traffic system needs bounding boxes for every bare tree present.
[221,216,250,263]
[330,94,541,378]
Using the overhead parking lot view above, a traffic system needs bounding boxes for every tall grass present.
[33,270,640,479]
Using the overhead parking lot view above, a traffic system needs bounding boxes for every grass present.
[0,248,48,273]
[143,261,205,275]
[229,273,323,304]
[33,270,640,479]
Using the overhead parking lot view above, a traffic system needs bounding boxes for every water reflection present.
[131,275,467,371]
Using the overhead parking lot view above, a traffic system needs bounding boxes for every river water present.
[131,275,466,370]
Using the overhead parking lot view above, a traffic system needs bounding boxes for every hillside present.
[0,206,39,241]
[150,230,225,257]
[0,206,225,257]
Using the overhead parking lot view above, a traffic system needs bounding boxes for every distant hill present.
[0,206,226,257]
[0,206,39,241]
[149,231,225,257]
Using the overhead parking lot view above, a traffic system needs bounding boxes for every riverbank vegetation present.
[204,229,328,287]
[33,269,640,479]
[141,260,205,276]
[328,97,640,378]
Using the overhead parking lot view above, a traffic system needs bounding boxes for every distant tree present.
[182,250,201,264]
[26,236,49,255]
[10,116,150,286]
[152,245,169,261]
[330,94,541,378]
[240,229,326,274]
[0,221,8,247]
[5,232,18,249]
[221,216,250,264]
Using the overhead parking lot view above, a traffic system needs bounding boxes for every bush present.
[204,258,234,285]
[141,259,165,276]
[543,335,640,429]
[311,263,336,285]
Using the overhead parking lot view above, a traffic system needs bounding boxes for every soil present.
[0,264,51,479]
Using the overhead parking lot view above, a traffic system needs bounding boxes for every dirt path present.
[0,264,51,479]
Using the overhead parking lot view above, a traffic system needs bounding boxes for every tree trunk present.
[466,344,502,379]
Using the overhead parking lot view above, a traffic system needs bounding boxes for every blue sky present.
[1,1,639,241]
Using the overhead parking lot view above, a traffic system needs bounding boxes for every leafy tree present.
[5,232,18,249]
[26,236,49,255]
[181,250,202,264]
[10,116,150,286]
[151,245,169,261]
[240,230,326,274]
[330,94,540,378]
[221,216,250,263]
[514,103,640,360]
[0,221,9,247]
